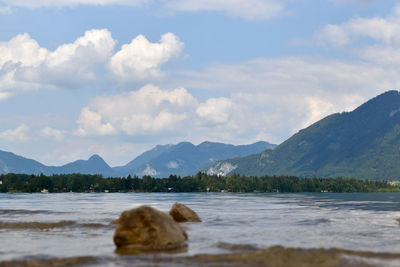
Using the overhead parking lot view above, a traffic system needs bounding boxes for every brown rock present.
[113,206,188,254]
[169,202,202,222]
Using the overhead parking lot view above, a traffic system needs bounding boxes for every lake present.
[1,193,400,266]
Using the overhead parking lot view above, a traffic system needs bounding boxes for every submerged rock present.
[169,202,202,223]
[113,206,188,254]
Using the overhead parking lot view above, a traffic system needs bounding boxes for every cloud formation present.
[196,97,235,124]
[0,124,30,141]
[315,4,400,47]
[41,127,66,141]
[109,33,184,84]
[0,30,184,96]
[312,3,400,79]
[0,29,116,95]
[76,85,197,136]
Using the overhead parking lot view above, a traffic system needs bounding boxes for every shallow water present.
[1,193,400,265]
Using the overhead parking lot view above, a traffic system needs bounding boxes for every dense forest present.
[0,173,398,193]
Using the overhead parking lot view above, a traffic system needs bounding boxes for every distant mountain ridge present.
[0,152,115,176]
[0,141,276,177]
[0,150,48,175]
[114,141,275,177]
[207,90,400,180]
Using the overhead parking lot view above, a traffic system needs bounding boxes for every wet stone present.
[113,206,188,254]
[169,202,202,223]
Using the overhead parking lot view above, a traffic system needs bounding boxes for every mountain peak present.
[354,90,400,114]
[88,154,103,161]
[198,141,223,148]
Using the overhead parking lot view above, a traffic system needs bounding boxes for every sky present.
[0,0,400,166]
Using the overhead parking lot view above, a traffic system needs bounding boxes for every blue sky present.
[0,0,400,166]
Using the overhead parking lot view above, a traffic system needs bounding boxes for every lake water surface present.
[1,193,400,265]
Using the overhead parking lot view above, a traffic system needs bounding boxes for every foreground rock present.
[169,202,202,223]
[113,206,188,254]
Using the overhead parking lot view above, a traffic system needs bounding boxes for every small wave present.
[0,209,67,215]
[0,221,113,230]
[295,218,331,225]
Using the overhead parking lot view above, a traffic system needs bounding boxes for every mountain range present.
[207,90,400,180]
[0,141,275,177]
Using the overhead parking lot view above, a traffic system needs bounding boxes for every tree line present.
[0,172,398,193]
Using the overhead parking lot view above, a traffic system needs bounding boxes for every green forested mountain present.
[207,91,400,180]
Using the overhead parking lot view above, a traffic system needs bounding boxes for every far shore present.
[1,172,400,194]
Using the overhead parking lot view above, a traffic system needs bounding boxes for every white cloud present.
[0,0,148,8]
[359,45,400,65]
[41,127,66,141]
[0,124,30,141]
[0,29,116,94]
[76,107,117,136]
[76,85,197,136]
[75,84,251,144]
[315,4,400,47]
[109,33,184,84]
[0,33,48,67]
[196,97,235,124]
[0,30,184,96]
[312,3,400,78]
[164,0,289,21]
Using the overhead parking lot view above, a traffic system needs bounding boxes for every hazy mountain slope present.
[49,155,115,176]
[116,141,276,177]
[113,144,175,174]
[207,91,400,180]
[0,152,115,177]
[0,150,48,175]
